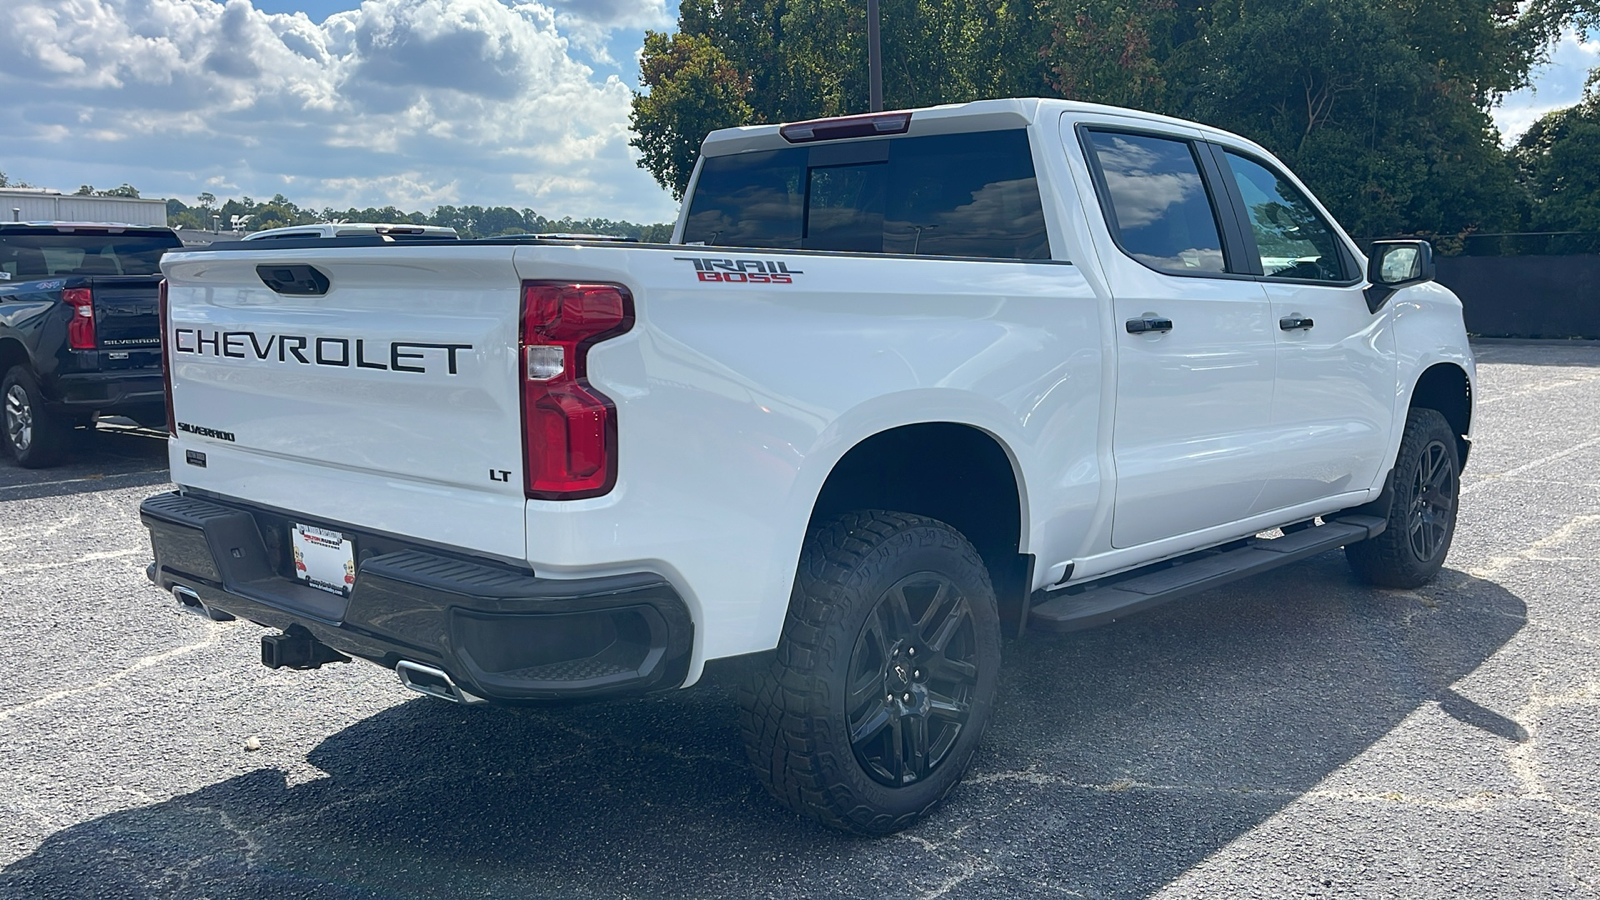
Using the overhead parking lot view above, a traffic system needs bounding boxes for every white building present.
[1,189,168,226]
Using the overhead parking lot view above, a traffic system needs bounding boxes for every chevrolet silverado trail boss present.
[2,222,181,466]
[141,99,1474,834]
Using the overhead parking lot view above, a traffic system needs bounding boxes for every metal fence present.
[1353,234,1599,339]
[1435,254,1600,340]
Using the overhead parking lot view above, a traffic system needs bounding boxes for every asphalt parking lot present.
[1,340,1597,899]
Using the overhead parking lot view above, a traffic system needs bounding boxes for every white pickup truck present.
[142,98,1474,834]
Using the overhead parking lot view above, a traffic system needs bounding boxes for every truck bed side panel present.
[513,245,1104,662]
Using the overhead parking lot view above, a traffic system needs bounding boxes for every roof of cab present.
[699,97,1268,159]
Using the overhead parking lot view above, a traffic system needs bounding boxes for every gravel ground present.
[0,341,1596,899]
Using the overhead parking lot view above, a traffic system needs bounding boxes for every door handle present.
[1279,315,1315,331]
[1125,316,1174,334]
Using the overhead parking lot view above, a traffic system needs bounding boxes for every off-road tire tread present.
[737,510,996,835]
[1346,407,1458,588]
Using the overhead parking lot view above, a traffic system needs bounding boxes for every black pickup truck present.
[0,223,180,467]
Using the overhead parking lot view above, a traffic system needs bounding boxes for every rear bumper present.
[139,491,694,703]
[47,369,164,413]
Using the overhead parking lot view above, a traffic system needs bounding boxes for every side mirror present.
[1364,240,1435,311]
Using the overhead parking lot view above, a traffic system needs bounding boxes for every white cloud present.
[0,0,679,222]
[543,0,669,62]
[1494,29,1600,144]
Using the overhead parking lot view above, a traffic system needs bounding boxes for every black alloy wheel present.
[1406,438,1457,564]
[1347,407,1461,588]
[847,572,979,787]
[739,510,1001,835]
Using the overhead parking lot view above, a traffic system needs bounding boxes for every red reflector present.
[780,112,912,143]
[160,279,175,435]
[519,283,633,499]
[63,287,96,350]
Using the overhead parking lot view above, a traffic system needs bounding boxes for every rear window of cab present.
[683,129,1050,261]
[0,231,181,280]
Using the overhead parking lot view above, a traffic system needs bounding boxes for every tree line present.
[630,0,1600,246]
[162,193,673,242]
[0,176,673,242]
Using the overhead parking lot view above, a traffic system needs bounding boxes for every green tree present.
[635,0,1555,239]
[630,30,754,199]
[1042,0,1179,111]
[1519,0,1600,88]
[73,183,142,198]
[634,1,1056,195]
[1514,93,1600,233]
[1169,0,1531,237]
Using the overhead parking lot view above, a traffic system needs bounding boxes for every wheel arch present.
[805,421,1033,632]
[1408,362,1473,467]
[0,337,28,375]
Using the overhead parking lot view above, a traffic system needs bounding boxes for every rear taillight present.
[63,287,95,350]
[159,279,174,435]
[519,282,633,499]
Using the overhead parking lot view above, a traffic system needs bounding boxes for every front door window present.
[1222,151,1347,283]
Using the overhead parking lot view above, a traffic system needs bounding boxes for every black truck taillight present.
[519,282,633,499]
[159,279,175,435]
[63,287,96,350]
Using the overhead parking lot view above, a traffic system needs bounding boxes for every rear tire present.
[738,510,1001,835]
[1346,408,1460,588]
[3,366,69,468]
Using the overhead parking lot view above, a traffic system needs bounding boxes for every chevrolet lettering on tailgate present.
[170,329,473,374]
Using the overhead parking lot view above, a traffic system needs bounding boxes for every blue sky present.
[0,0,1592,228]
[1495,29,1600,140]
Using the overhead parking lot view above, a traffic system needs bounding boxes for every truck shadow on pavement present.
[0,556,1526,900]
[0,423,168,502]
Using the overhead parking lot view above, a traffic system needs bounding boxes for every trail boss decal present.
[674,257,803,284]
[171,329,472,375]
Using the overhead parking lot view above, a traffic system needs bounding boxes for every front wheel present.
[739,511,1002,835]
[1346,407,1460,588]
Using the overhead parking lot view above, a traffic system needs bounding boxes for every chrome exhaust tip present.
[171,584,234,622]
[396,660,486,705]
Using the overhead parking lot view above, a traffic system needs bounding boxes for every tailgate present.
[90,276,162,354]
[162,246,528,560]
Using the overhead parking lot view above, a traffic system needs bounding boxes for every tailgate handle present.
[256,264,330,296]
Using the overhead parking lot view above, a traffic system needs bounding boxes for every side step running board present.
[1028,515,1386,632]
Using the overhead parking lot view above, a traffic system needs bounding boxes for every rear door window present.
[1083,131,1228,275]
[683,129,1049,259]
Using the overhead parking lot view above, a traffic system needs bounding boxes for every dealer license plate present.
[291,523,355,597]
